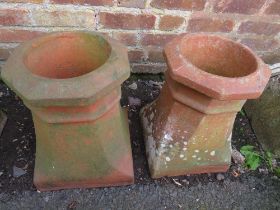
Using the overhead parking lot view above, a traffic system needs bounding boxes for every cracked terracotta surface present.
[1,31,134,191]
[141,34,271,178]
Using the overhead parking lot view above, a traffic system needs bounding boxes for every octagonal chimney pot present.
[1,31,134,191]
[141,34,271,178]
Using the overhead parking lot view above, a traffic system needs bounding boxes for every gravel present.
[0,177,279,209]
[0,76,279,209]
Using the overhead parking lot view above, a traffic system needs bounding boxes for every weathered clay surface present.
[141,34,271,178]
[1,31,134,191]
[245,75,280,157]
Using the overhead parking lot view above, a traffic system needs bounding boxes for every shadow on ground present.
[0,75,279,209]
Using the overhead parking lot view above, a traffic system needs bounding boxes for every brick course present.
[159,15,185,31]
[0,0,43,3]
[0,29,44,42]
[0,0,279,74]
[140,34,177,47]
[151,0,206,11]
[117,0,146,8]
[240,38,279,52]
[265,0,280,15]
[100,12,156,29]
[213,0,266,14]
[112,32,138,46]
[0,9,30,26]
[50,0,114,6]
[128,50,145,63]
[187,17,234,33]
[238,21,280,36]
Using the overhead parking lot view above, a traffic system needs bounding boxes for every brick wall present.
[0,0,279,73]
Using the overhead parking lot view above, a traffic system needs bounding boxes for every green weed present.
[239,109,246,117]
[240,145,280,177]
[240,145,262,170]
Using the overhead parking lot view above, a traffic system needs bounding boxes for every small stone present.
[272,159,277,168]
[13,166,26,177]
[272,175,279,180]
[44,196,50,202]
[128,97,141,106]
[128,82,138,90]
[231,149,245,164]
[258,168,269,174]
[210,151,216,156]
[216,173,225,181]
[0,172,3,176]
[182,179,189,185]
[0,111,7,137]
[148,80,164,87]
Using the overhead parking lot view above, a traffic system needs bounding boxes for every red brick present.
[50,0,113,5]
[0,29,44,43]
[118,0,146,8]
[100,12,156,30]
[265,1,280,15]
[128,50,145,62]
[140,34,176,47]
[240,38,279,51]
[151,0,205,11]
[0,48,13,61]
[213,0,266,14]
[31,9,95,27]
[0,0,43,2]
[159,15,185,31]
[112,32,137,46]
[131,63,166,73]
[146,47,165,63]
[0,9,30,26]
[187,17,234,32]
[238,21,280,36]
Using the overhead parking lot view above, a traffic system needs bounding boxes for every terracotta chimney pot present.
[141,34,271,178]
[1,32,134,191]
